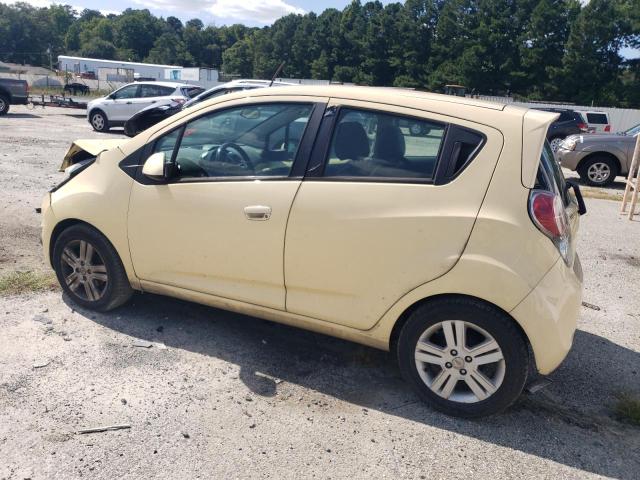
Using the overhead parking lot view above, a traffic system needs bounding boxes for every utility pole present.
[47,45,53,72]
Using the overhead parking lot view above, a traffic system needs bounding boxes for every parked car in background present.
[123,79,293,137]
[533,108,588,151]
[42,86,585,418]
[0,77,29,115]
[87,81,204,132]
[78,71,96,80]
[556,123,640,186]
[576,110,611,133]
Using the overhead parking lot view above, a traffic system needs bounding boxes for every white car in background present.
[576,110,611,133]
[87,81,204,132]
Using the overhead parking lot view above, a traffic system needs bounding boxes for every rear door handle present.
[244,205,271,221]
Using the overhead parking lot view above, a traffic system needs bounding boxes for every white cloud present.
[5,0,120,16]
[133,0,305,25]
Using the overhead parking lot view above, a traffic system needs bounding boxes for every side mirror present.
[142,152,166,181]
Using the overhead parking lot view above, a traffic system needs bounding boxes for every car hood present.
[565,133,633,144]
[60,138,128,171]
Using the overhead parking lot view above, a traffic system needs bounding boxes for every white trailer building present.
[57,56,219,88]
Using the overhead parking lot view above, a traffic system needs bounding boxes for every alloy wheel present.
[414,320,506,403]
[60,239,108,301]
[91,113,105,130]
[587,162,611,184]
[549,138,563,152]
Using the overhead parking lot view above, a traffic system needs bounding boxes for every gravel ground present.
[1,106,639,479]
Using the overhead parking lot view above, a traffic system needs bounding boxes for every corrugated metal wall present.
[474,96,640,131]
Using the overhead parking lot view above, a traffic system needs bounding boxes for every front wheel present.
[0,94,10,115]
[578,156,618,187]
[90,110,109,132]
[52,224,133,311]
[397,297,529,418]
[549,136,564,152]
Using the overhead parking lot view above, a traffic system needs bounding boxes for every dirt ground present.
[1,105,639,479]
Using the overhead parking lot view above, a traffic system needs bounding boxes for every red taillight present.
[604,125,611,132]
[529,191,566,238]
[577,123,588,132]
[172,97,186,105]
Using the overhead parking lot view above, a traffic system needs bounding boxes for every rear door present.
[283,99,503,330]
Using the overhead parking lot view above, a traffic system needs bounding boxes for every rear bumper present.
[510,255,583,374]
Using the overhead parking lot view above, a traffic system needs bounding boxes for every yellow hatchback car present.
[41,86,586,418]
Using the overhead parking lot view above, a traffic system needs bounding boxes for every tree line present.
[0,0,638,107]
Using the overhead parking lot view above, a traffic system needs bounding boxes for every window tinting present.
[113,85,138,99]
[536,140,569,206]
[323,108,445,179]
[164,103,313,179]
[586,113,608,124]
[139,84,174,97]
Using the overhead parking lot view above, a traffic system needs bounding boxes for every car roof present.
[232,85,508,111]
[128,81,191,88]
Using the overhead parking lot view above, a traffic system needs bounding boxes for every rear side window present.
[139,84,175,97]
[323,108,445,180]
[557,111,573,122]
[586,113,608,124]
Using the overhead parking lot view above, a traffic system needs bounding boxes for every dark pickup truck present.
[0,78,29,115]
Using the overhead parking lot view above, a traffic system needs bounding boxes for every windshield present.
[625,124,640,136]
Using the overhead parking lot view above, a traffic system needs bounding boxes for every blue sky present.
[7,0,640,58]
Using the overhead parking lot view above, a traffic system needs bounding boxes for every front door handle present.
[244,205,271,221]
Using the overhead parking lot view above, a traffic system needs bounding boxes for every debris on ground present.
[132,339,153,348]
[582,301,601,311]
[77,424,131,434]
[33,361,50,369]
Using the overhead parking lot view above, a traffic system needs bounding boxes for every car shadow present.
[5,113,41,118]
[67,293,640,479]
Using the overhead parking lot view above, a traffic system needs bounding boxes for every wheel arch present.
[389,293,534,367]
[49,219,126,274]
[577,151,622,174]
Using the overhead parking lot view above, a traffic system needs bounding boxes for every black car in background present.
[533,108,588,152]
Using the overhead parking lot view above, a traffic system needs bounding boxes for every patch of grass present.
[0,271,59,296]
[615,393,640,426]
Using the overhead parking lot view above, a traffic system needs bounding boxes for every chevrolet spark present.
[41,86,585,418]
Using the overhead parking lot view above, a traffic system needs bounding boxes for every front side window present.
[157,103,314,179]
[323,108,445,179]
[113,85,139,99]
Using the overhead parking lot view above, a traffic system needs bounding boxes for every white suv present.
[87,81,203,132]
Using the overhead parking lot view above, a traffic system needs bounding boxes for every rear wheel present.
[0,94,10,115]
[90,110,109,132]
[578,156,618,187]
[397,297,529,418]
[52,224,133,311]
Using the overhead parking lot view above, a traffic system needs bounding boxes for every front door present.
[127,98,324,310]
[284,99,503,329]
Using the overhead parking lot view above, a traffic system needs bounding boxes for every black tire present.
[89,109,109,132]
[578,156,619,187]
[0,94,10,115]
[396,297,529,418]
[52,224,133,311]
